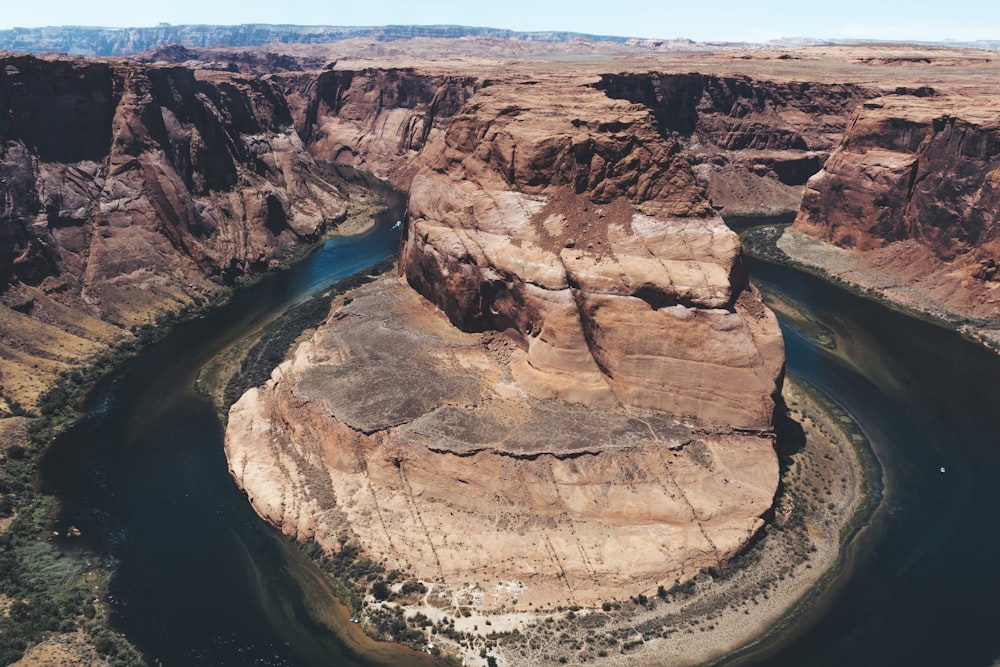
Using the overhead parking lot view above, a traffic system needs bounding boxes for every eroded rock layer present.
[0,54,348,408]
[278,68,480,185]
[226,277,779,609]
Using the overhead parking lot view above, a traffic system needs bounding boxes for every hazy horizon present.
[2,0,998,44]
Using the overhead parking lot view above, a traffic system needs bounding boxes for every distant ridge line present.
[0,24,643,57]
[2,24,997,58]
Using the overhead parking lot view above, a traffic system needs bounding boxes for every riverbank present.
[205,190,882,667]
[197,192,395,420]
[743,224,1000,354]
[0,307,207,666]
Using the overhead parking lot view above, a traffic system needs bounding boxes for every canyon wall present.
[0,54,348,408]
[276,68,480,185]
[285,66,873,216]
[789,92,1000,324]
[596,72,874,217]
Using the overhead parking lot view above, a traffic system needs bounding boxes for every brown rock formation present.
[0,54,348,408]
[791,92,1000,323]
[797,94,1000,255]
[400,76,784,429]
[279,63,872,217]
[226,277,780,610]
[226,68,785,615]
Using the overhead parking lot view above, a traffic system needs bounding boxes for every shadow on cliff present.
[772,394,807,477]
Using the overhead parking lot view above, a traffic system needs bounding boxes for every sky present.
[1,0,998,44]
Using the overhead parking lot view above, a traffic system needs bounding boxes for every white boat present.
[392,220,402,230]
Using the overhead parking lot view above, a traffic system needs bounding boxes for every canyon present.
[3,35,1000,666]
[0,55,350,410]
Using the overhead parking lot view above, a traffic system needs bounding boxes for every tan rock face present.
[226,278,780,610]
[400,77,784,430]
[797,95,1000,255]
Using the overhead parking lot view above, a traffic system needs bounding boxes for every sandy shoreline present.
[356,378,876,667]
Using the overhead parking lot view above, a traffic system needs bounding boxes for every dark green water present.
[36,194,1000,666]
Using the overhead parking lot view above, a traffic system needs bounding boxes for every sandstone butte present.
[226,71,789,610]
[5,39,1000,635]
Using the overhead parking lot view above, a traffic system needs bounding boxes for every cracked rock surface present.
[226,276,779,610]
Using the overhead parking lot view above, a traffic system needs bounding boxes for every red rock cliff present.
[0,55,347,407]
[790,92,1000,325]
[797,94,1000,257]
[277,67,480,186]
[595,72,874,217]
[225,70,787,620]
[399,75,784,430]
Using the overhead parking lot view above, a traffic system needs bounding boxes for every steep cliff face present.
[790,93,1000,323]
[0,54,347,408]
[276,68,481,187]
[796,94,1000,255]
[596,73,874,216]
[400,76,784,429]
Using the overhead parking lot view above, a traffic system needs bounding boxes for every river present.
[730,256,1000,667]
[37,192,1000,666]
[40,173,441,667]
